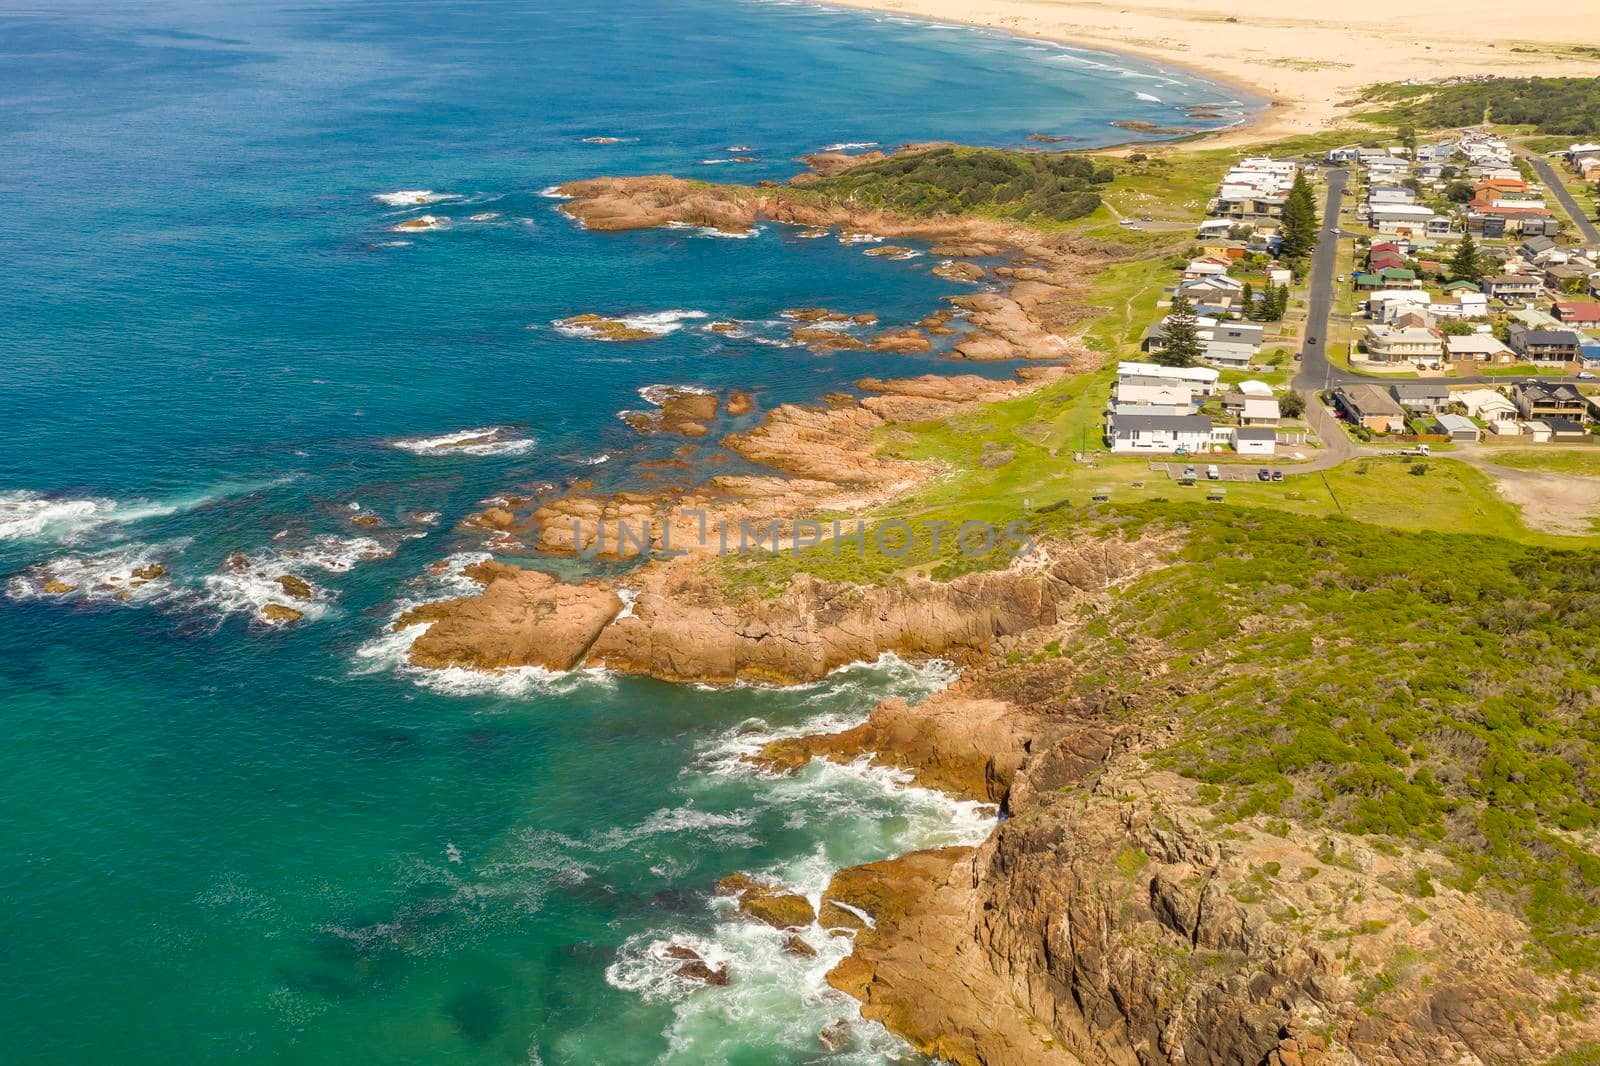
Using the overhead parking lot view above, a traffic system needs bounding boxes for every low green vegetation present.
[1362,77,1600,136]
[804,146,1112,223]
[1056,504,1600,973]
[1485,449,1600,477]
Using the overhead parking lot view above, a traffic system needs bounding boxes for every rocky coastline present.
[384,147,1599,1063]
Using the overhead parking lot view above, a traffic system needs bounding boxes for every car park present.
[1206,465,1220,480]
[1257,468,1271,481]
[1271,470,1284,482]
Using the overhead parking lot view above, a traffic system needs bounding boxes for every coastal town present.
[1102,129,1600,485]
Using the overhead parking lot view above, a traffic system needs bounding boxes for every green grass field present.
[1482,448,1600,477]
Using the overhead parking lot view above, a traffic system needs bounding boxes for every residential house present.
[1183,256,1231,280]
[1544,264,1591,293]
[1371,204,1439,235]
[1444,333,1514,366]
[1456,388,1519,425]
[1356,267,1421,291]
[1434,413,1481,442]
[1232,426,1277,455]
[1519,236,1559,260]
[1481,274,1543,302]
[1507,324,1582,366]
[1201,340,1255,369]
[1362,324,1443,364]
[1389,381,1450,413]
[1552,300,1600,327]
[1334,385,1407,433]
[1513,382,1588,423]
[1116,361,1221,395]
[1368,289,1432,322]
[1221,391,1281,425]
[1106,413,1213,454]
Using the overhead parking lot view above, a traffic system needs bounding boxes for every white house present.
[1456,387,1519,424]
[1117,362,1221,395]
[1201,340,1255,369]
[1233,426,1277,455]
[1115,376,1197,408]
[1107,413,1213,454]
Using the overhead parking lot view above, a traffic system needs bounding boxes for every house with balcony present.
[1513,382,1588,423]
[1363,324,1443,364]
[1507,324,1582,366]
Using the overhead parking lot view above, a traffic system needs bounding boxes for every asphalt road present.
[1293,168,1349,393]
[1519,147,1600,245]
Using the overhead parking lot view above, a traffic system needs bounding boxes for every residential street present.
[1292,168,1349,394]
[1518,145,1600,244]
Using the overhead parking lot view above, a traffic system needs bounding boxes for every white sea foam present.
[373,190,460,206]
[821,141,878,151]
[615,588,638,619]
[391,426,536,457]
[664,221,761,239]
[605,651,994,1064]
[553,310,709,340]
[199,534,390,625]
[392,214,447,232]
[837,231,883,245]
[0,481,289,546]
[6,544,180,607]
[468,211,501,222]
[538,185,573,200]
[579,453,611,466]
[1135,91,1162,103]
[638,382,713,406]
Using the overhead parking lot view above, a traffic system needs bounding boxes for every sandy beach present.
[819,0,1599,146]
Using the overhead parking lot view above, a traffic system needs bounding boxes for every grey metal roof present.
[1114,414,1213,433]
[1390,381,1450,399]
[1235,427,1277,440]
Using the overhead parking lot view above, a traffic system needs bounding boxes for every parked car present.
[1206,465,1220,480]
[1271,470,1284,482]
[1579,371,1596,380]
[1257,468,1271,481]
[1182,464,1197,480]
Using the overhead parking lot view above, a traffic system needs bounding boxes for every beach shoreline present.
[808,0,1600,148]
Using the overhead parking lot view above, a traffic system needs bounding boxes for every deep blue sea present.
[0,2,1245,1062]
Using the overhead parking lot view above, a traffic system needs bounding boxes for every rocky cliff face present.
[784,637,1600,1066]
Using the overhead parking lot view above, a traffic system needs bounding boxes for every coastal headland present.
[390,57,1600,1066]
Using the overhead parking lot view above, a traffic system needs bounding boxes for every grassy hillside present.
[802,146,1112,223]
[1060,504,1600,975]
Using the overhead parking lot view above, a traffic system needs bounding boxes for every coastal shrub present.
[1037,503,1600,974]
[1363,77,1600,136]
[806,146,1107,223]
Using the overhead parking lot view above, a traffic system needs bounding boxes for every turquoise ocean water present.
[0,2,1247,1062]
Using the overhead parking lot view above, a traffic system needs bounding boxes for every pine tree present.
[1279,172,1320,260]
[1241,281,1255,318]
[1155,294,1203,367]
[1274,284,1291,321]
[1448,233,1484,282]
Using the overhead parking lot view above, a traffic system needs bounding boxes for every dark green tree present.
[1448,233,1484,282]
[1273,284,1291,321]
[1279,172,1320,260]
[1444,180,1475,203]
[1241,281,1255,317]
[1154,294,1203,367]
